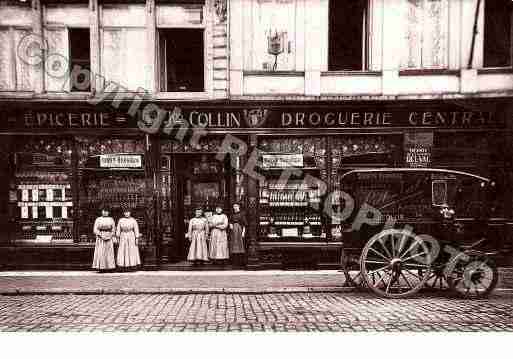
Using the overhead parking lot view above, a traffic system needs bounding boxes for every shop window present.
[402,0,448,69]
[7,137,74,244]
[158,29,205,92]
[484,0,512,68]
[331,135,402,169]
[69,28,91,92]
[258,137,327,241]
[433,133,499,171]
[76,137,148,244]
[100,3,149,91]
[329,0,368,71]
[246,0,297,71]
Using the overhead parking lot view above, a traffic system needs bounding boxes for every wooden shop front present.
[0,99,511,269]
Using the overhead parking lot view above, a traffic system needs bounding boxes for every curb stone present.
[0,286,353,295]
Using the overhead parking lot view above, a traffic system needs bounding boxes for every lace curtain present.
[403,0,448,69]
[0,28,34,91]
[100,4,149,91]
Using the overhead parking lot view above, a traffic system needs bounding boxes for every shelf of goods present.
[160,170,173,241]
[78,174,148,244]
[9,169,74,244]
[259,176,325,242]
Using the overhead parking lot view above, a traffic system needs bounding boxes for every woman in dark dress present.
[229,203,247,268]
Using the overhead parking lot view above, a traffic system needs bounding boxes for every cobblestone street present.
[1,292,513,332]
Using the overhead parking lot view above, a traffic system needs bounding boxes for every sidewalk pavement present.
[0,270,349,295]
[1,268,512,295]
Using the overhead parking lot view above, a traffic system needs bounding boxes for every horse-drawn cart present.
[337,168,510,298]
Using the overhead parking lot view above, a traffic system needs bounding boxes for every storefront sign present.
[2,103,502,131]
[404,132,433,168]
[99,154,142,168]
[262,154,304,168]
[156,107,496,130]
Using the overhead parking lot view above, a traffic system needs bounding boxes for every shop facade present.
[1,98,512,269]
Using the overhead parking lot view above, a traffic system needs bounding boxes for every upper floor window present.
[100,3,149,91]
[484,0,512,68]
[157,3,205,92]
[43,3,90,92]
[329,0,369,71]
[402,0,448,69]
[69,28,91,92]
[246,0,297,71]
[0,3,34,91]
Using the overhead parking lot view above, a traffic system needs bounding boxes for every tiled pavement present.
[1,292,513,332]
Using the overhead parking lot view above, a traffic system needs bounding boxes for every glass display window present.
[76,136,148,244]
[8,136,75,244]
[258,136,327,242]
[76,136,145,167]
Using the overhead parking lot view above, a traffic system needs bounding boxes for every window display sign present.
[404,132,433,168]
[99,154,142,168]
[262,154,303,168]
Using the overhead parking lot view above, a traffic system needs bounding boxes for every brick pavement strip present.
[0,292,513,332]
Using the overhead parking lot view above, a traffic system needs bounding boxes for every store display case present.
[8,138,75,244]
[76,137,149,244]
[258,137,327,243]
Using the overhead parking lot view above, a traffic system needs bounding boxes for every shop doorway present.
[169,153,232,263]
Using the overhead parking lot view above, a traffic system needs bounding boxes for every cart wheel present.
[446,252,498,299]
[360,229,432,298]
[341,250,365,288]
[419,267,448,290]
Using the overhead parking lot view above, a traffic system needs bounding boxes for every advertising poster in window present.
[404,132,433,168]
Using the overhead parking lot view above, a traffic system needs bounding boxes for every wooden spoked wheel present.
[360,229,432,298]
[341,249,365,288]
[446,251,499,299]
[419,267,449,290]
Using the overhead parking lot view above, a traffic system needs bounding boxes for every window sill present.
[243,71,305,77]
[321,70,382,76]
[152,92,211,100]
[477,67,513,75]
[0,91,35,95]
[399,69,460,76]
[38,92,93,100]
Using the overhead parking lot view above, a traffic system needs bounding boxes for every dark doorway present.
[169,153,232,262]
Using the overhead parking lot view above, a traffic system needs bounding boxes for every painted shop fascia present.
[1,100,503,132]
[0,98,510,270]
